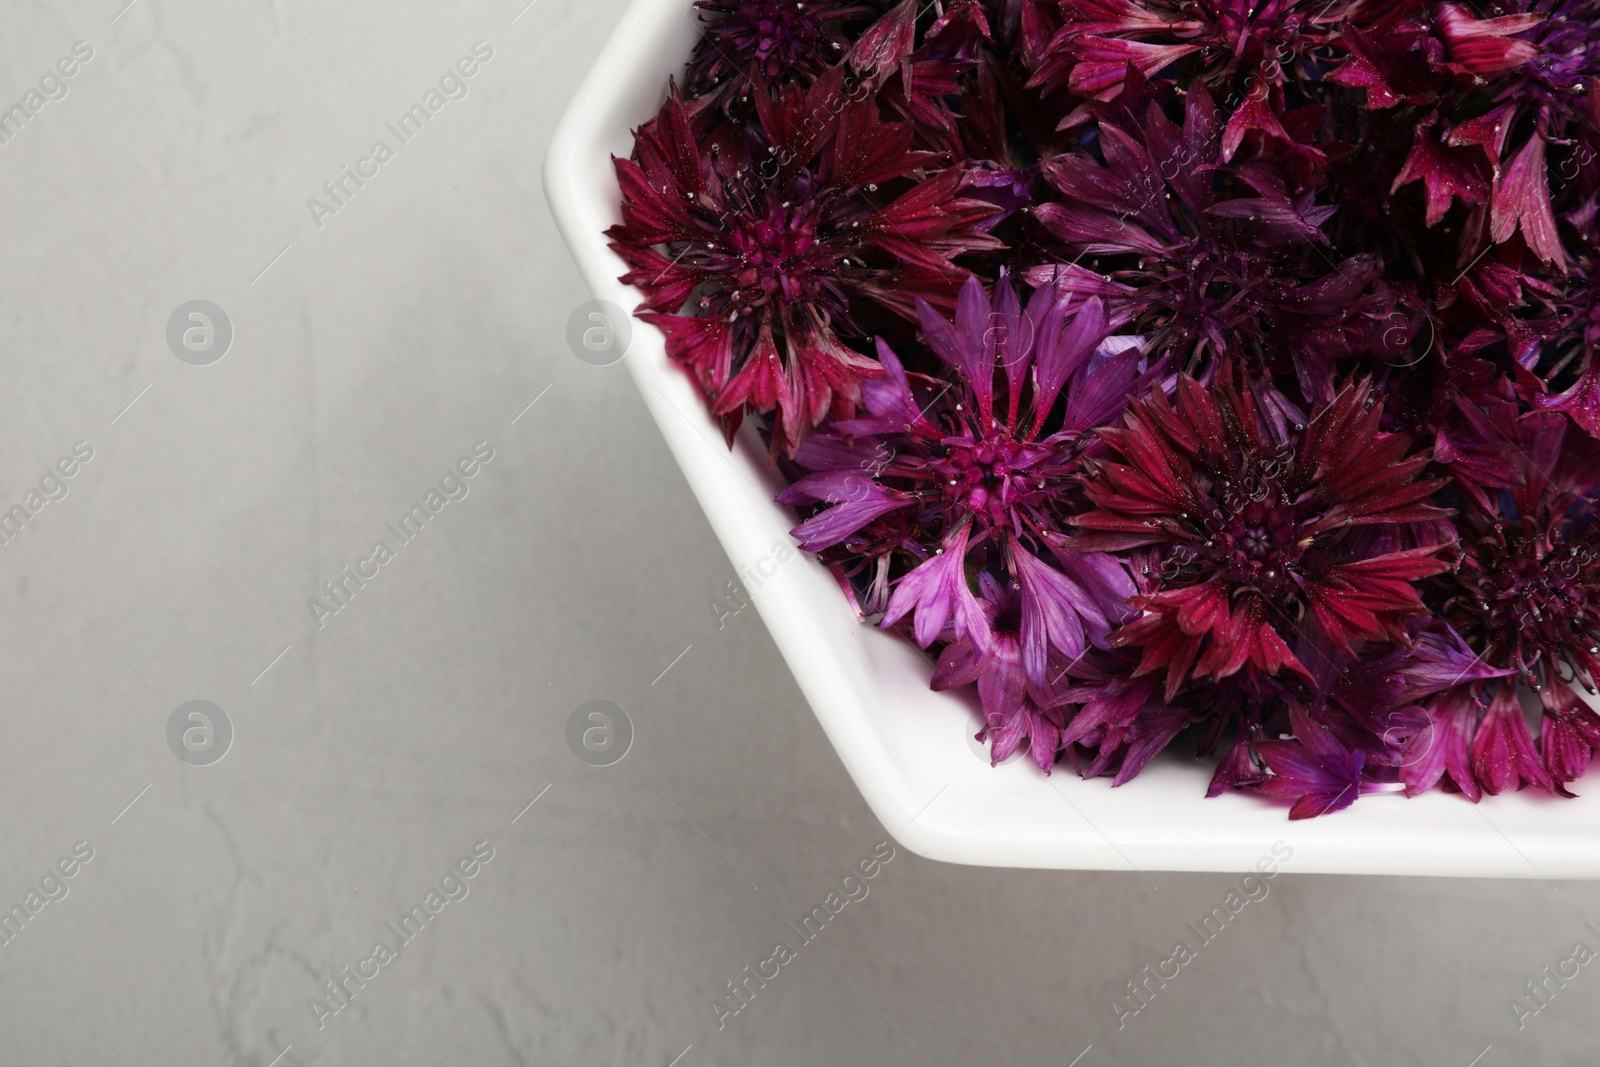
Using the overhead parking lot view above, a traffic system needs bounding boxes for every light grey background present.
[0,1,1594,1064]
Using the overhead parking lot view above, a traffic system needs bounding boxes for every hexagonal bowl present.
[542,0,1600,877]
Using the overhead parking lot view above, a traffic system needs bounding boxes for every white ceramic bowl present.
[542,0,1600,877]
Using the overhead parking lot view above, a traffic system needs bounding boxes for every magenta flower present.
[1434,3,1543,75]
[1472,686,1555,795]
[1536,352,1600,438]
[779,273,1155,739]
[607,85,1001,454]
[1021,0,1340,152]
[685,0,870,121]
[932,573,1074,773]
[1396,686,1487,800]
[1066,370,1451,701]
[1056,664,1188,784]
[1540,681,1600,794]
[1255,704,1385,819]
[1491,132,1566,271]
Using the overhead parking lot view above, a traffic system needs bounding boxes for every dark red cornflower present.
[1447,500,1600,691]
[1330,0,1597,278]
[1438,415,1600,678]
[685,0,874,125]
[851,0,995,154]
[1021,0,1340,152]
[1065,370,1452,701]
[607,82,1002,453]
[1422,414,1600,792]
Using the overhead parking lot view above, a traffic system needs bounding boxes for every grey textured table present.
[0,2,1593,1065]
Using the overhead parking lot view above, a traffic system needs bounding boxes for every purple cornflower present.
[779,273,1156,750]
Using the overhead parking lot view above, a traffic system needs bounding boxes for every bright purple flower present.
[1067,370,1451,701]
[1057,665,1188,784]
[934,573,1073,773]
[1255,704,1387,819]
[1520,0,1600,118]
[1388,622,1515,706]
[779,274,1152,716]
[883,523,993,651]
[781,469,914,551]
[935,583,1187,784]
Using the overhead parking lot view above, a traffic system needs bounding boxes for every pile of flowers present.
[608,0,1600,817]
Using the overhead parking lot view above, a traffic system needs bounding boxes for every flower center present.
[940,427,1036,526]
[1148,242,1282,359]
[1187,454,1305,596]
[1456,523,1600,672]
[719,1,824,78]
[724,202,833,310]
